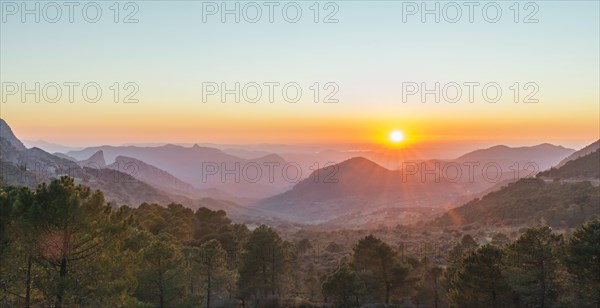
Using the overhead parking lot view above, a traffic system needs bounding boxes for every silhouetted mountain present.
[286,157,398,197]
[455,143,574,171]
[0,120,184,207]
[255,157,471,223]
[0,120,282,223]
[0,137,38,187]
[431,178,599,229]
[0,118,26,151]
[108,155,195,195]
[254,143,586,224]
[66,144,242,175]
[78,150,106,167]
[0,134,74,187]
[432,150,600,229]
[555,140,600,168]
[538,149,600,180]
[66,144,291,198]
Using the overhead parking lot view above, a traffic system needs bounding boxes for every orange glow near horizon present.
[1,101,599,152]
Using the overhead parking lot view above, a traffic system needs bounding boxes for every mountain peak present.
[338,156,386,169]
[253,153,287,163]
[79,150,106,167]
[0,118,27,151]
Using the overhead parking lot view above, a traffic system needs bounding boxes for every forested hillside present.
[1,177,599,307]
[432,178,599,229]
[538,149,600,179]
[432,149,600,229]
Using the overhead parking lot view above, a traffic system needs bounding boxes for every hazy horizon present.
[18,132,594,162]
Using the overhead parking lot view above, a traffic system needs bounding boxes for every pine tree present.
[135,235,187,307]
[196,239,228,308]
[564,218,600,307]
[237,225,286,303]
[447,244,513,307]
[32,177,130,307]
[505,226,562,307]
[321,263,366,307]
[352,235,409,304]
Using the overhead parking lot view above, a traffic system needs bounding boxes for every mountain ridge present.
[555,140,600,168]
[0,118,27,151]
[431,142,600,229]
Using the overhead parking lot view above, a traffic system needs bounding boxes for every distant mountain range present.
[254,142,578,223]
[2,121,196,206]
[65,144,292,199]
[3,118,596,229]
[75,149,197,196]
[454,143,574,171]
[0,119,267,221]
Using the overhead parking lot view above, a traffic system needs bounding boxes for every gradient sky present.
[1,0,599,152]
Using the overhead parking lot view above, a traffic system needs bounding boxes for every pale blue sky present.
[1,1,599,148]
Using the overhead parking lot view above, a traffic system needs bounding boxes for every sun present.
[390,130,405,143]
